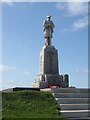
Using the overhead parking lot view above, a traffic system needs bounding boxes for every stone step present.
[68,117,90,120]
[60,104,90,110]
[56,98,89,104]
[60,110,90,118]
[51,88,90,93]
[53,93,89,98]
[52,88,90,119]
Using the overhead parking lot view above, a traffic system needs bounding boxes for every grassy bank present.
[2,90,64,119]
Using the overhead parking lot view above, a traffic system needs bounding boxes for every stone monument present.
[33,15,69,88]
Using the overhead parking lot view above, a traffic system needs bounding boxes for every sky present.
[0,1,89,90]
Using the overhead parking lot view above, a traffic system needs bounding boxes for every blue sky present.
[0,2,88,90]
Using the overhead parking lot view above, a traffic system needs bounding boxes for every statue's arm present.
[43,21,47,31]
[43,20,47,27]
[51,21,55,28]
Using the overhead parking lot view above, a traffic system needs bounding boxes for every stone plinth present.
[33,45,69,88]
[39,45,59,74]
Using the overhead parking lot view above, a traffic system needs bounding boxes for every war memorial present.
[33,15,69,88]
[2,14,89,119]
[33,16,90,119]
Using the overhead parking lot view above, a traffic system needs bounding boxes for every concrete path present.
[51,88,90,120]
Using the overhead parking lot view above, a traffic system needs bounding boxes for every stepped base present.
[33,45,69,89]
[33,74,69,88]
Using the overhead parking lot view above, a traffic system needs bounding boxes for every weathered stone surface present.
[33,45,69,88]
[39,45,59,75]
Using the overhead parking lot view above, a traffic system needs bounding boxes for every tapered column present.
[39,45,59,75]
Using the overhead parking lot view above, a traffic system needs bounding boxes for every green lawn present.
[2,90,65,120]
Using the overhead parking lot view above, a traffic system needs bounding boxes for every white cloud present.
[1,0,13,6]
[0,64,16,72]
[56,2,88,31]
[0,79,2,90]
[55,0,89,1]
[11,66,17,70]
[67,2,88,16]
[1,0,17,2]
[0,0,36,3]
[1,0,35,6]
[56,2,88,16]
[2,79,15,90]
[75,68,89,74]
[60,16,88,32]
[1,0,89,7]
[72,16,88,31]
[0,64,9,72]
[24,71,31,76]
[56,3,66,10]
[1,0,89,2]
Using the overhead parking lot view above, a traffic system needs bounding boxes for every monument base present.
[33,45,69,89]
[33,74,69,88]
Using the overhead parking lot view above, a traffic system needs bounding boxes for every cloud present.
[2,79,15,90]
[72,16,88,31]
[24,71,31,76]
[1,0,89,2]
[55,0,89,1]
[0,64,16,72]
[60,16,88,32]
[2,0,89,1]
[0,79,2,90]
[1,0,36,3]
[56,2,88,16]
[1,0,89,7]
[75,68,89,74]
[1,0,13,6]
[1,0,35,7]
[0,65,9,72]
[1,0,16,1]
[56,2,88,32]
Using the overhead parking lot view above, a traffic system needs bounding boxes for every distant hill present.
[2,90,64,120]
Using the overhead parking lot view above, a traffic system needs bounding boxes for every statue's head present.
[47,14,51,20]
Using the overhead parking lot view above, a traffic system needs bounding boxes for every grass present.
[2,90,65,120]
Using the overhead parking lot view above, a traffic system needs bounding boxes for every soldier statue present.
[43,15,55,46]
